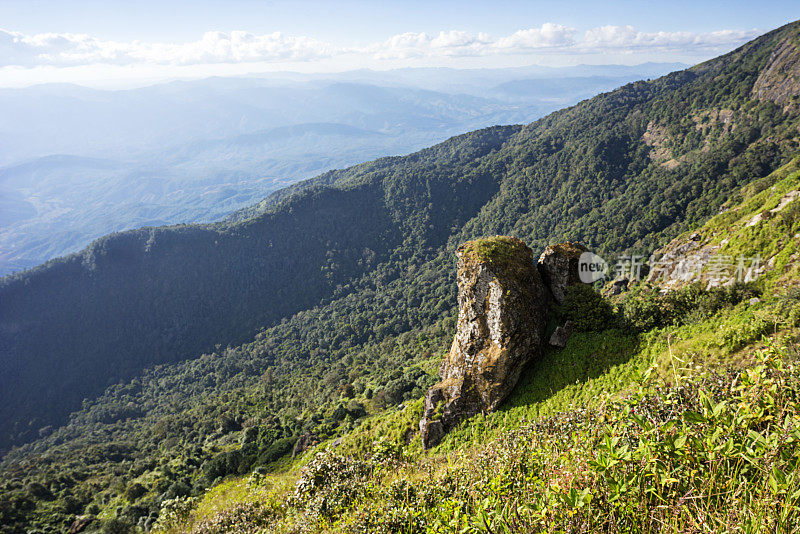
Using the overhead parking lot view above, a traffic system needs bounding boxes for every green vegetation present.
[146,340,800,533]
[3,20,800,455]
[144,148,799,532]
[557,283,617,332]
[2,19,800,534]
[458,236,532,273]
[619,282,761,332]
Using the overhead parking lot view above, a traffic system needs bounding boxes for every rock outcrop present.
[537,242,588,303]
[549,320,575,348]
[752,34,800,107]
[419,236,548,449]
[68,516,95,534]
[292,433,320,458]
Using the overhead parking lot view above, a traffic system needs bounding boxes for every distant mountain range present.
[0,63,684,275]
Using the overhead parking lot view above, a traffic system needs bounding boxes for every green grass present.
[153,278,800,532]
[338,399,425,459]
[154,472,296,533]
[686,156,800,292]
[150,159,800,533]
[151,281,800,533]
[155,340,800,533]
[436,330,642,451]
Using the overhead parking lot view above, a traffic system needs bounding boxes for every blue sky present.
[1,0,796,40]
[1,0,798,87]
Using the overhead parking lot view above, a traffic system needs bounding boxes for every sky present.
[0,0,798,88]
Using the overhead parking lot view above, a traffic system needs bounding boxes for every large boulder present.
[419,236,548,449]
[537,242,588,303]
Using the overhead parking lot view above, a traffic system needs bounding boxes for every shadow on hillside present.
[499,329,641,413]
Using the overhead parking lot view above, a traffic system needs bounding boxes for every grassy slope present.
[158,158,800,533]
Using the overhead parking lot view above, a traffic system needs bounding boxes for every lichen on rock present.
[537,241,588,303]
[419,236,548,449]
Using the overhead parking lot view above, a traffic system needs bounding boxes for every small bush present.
[290,450,372,519]
[190,501,275,534]
[151,496,197,531]
[98,518,135,534]
[123,482,146,502]
[620,282,760,331]
[559,284,616,331]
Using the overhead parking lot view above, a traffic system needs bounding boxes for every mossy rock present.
[457,236,534,279]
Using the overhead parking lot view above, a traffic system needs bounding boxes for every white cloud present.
[369,30,494,59]
[494,23,577,50]
[0,24,761,68]
[369,24,576,59]
[582,25,760,52]
[0,28,334,67]
[129,31,335,64]
[0,29,111,66]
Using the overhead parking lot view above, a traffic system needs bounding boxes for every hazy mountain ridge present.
[0,64,682,275]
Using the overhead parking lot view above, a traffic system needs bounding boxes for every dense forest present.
[1,19,800,533]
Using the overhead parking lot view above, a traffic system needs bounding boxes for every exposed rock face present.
[537,242,588,303]
[420,236,547,449]
[752,34,800,106]
[292,433,320,458]
[68,516,95,534]
[549,320,575,348]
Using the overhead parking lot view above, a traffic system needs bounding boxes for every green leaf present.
[683,411,706,424]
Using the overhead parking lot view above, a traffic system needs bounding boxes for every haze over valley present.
[0,63,682,275]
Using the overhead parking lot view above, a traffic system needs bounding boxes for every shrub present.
[203,450,242,484]
[257,436,295,465]
[151,496,197,531]
[559,284,616,331]
[97,518,135,534]
[123,482,146,502]
[620,282,760,331]
[165,481,191,499]
[190,501,275,534]
[290,450,373,519]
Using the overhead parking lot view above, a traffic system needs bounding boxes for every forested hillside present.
[1,19,800,533]
[0,125,515,450]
